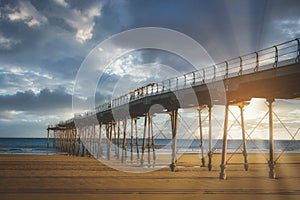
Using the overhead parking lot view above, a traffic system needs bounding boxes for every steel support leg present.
[47,129,50,148]
[113,122,117,157]
[150,115,156,163]
[53,131,56,148]
[98,123,102,158]
[141,114,148,166]
[130,119,134,162]
[121,120,127,163]
[147,114,151,166]
[117,121,120,159]
[268,99,276,179]
[220,104,229,180]
[93,124,97,156]
[170,110,178,172]
[82,128,87,157]
[135,118,140,159]
[106,124,111,160]
[109,123,113,157]
[208,106,213,171]
[239,104,249,171]
[198,106,205,167]
[72,128,75,156]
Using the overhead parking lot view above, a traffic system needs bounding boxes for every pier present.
[48,38,300,179]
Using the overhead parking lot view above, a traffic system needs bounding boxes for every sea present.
[0,138,58,155]
[0,138,300,155]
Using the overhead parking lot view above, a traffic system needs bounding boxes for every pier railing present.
[60,38,300,125]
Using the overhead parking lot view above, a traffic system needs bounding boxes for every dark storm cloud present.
[0,88,72,113]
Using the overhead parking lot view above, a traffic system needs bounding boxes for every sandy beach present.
[0,153,300,200]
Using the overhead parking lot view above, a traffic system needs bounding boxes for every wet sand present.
[0,153,300,200]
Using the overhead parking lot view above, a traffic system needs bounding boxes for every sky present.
[0,0,299,138]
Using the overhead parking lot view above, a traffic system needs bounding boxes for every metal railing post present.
[213,65,216,80]
[254,52,259,72]
[273,46,278,68]
[151,84,154,94]
[225,61,228,78]
[192,72,195,85]
[296,39,300,63]
[238,57,243,75]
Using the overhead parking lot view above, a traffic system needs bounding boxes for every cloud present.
[277,19,300,38]
[0,34,19,49]
[0,110,24,122]
[53,0,69,8]
[6,1,48,27]
[0,88,72,114]
[0,65,56,95]
[0,65,52,79]
[62,4,103,43]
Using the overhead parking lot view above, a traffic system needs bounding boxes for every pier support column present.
[81,128,85,157]
[106,124,111,160]
[53,130,56,148]
[170,109,178,172]
[150,115,156,163]
[208,105,213,171]
[76,128,80,156]
[237,102,250,171]
[109,123,113,157]
[47,129,50,148]
[86,127,90,156]
[72,128,76,156]
[66,128,70,154]
[141,114,148,166]
[198,106,206,167]
[98,123,102,158]
[113,122,117,157]
[134,118,140,159]
[268,98,276,179]
[117,121,121,159]
[121,119,127,163]
[62,131,65,152]
[130,119,134,162]
[220,104,229,180]
[92,124,96,156]
[147,114,151,166]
